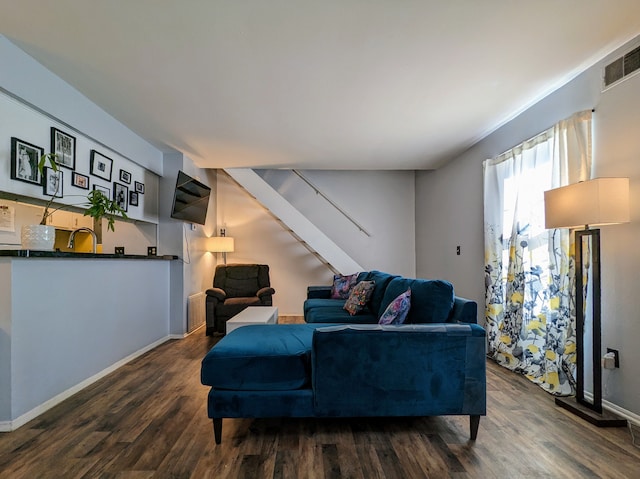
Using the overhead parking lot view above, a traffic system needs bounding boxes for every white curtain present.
[483,110,592,394]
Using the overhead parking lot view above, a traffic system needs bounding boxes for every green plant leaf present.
[84,190,128,231]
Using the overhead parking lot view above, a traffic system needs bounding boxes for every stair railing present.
[291,170,371,237]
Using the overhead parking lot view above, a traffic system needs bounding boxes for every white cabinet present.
[46,210,93,230]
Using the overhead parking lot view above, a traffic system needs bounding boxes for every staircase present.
[224,168,363,275]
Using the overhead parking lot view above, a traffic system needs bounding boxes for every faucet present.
[68,227,97,253]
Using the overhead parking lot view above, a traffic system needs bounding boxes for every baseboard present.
[582,391,640,426]
[184,322,205,338]
[0,336,170,433]
[603,399,640,426]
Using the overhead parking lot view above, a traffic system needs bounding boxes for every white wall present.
[416,35,640,417]
[218,169,416,315]
[0,91,160,225]
[0,36,162,174]
[1,36,164,255]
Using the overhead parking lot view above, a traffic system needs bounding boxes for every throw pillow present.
[330,272,359,299]
[378,288,411,325]
[343,280,376,316]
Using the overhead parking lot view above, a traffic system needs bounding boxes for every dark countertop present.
[0,250,178,260]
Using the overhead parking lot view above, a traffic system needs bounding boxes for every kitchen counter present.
[0,250,178,259]
[0,254,176,431]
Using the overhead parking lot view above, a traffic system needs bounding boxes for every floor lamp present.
[208,228,235,265]
[544,177,629,427]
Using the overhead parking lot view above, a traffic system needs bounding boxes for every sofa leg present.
[213,418,222,444]
[470,415,480,440]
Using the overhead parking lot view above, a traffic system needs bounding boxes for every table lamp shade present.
[208,236,235,253]
[544,177,630,229]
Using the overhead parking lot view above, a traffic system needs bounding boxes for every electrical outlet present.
[606,348,620,368]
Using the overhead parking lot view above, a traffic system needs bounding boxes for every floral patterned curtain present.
[483,110,592,395]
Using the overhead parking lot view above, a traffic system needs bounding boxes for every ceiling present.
[1,1,640,170]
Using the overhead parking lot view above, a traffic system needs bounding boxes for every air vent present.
[604,45,640,89]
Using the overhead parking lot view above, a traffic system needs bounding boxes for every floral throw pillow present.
[330,273,359,299]
[378,288,411,325]
[343,280,376,316]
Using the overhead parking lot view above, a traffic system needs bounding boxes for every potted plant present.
[21,153,128,250]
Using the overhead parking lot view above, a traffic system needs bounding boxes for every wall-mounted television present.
[170,170,211,225]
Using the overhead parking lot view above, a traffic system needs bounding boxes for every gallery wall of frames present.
[0,92,159,225]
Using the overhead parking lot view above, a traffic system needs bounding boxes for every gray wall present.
[217,169,416,315]
[257,169,416,276]
[416,35,640,417]
[158,154,217,336]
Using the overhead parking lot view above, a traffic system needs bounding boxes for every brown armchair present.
[205,264,275,335]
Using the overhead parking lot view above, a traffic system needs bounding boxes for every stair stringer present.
[224,168,364,275]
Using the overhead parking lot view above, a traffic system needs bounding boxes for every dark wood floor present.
[1,322,639,478]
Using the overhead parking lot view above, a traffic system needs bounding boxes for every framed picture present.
[113,182,128,212]
[90,150,113,181]
[43,167,63,197]
[72,172,90,190]
[134,181,145,194]
[129,190,139,206]
[119,169,131,184]
[51,127,76,170]
[10,137,43,185]
[93,184,110,198]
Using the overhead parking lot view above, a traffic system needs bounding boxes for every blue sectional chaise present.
[201,271,486,444]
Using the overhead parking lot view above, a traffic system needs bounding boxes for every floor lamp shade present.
[208,237,235,253]
[544,177,629,229]
[544,177,629,427]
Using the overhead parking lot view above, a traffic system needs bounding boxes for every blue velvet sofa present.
[305,270,477,325]
[200,272,486,444]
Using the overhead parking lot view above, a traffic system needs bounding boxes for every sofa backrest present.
[380,277,454,324]
[357,270,398,316]
[213,264,271,298]
[311,324,486,417]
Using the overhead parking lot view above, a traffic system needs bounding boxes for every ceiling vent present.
[603,45,640,89]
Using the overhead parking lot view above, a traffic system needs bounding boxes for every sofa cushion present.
[330,273,359,299]
[344,280,376,315]
[201,324,323,391]
[303,298,344,314]
[378,288,411,325]
[306,304,377,324]
[381,278,454,324]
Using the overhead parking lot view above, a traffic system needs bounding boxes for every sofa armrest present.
[307,286,332,299]
[206,287,226,302]
[257,287,275,299]
[448,296,478,324]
